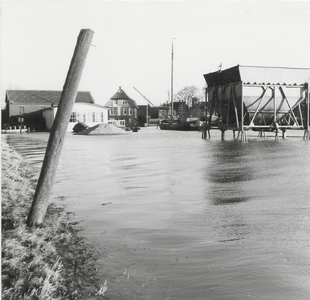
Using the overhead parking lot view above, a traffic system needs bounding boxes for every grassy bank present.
[1,142,108,299]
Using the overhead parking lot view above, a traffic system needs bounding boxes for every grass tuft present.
[2,142,105,299]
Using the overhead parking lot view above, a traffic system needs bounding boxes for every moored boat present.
[159,117,200,131]
[159,40,200,132]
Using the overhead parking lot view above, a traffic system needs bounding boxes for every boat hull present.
[159,119,199,131]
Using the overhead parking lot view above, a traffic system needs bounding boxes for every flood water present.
[4,128,310,300]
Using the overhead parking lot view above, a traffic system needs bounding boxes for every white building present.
[43,103,108,132]
[5,90,108,132]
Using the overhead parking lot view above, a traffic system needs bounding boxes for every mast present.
[171,40,174,118]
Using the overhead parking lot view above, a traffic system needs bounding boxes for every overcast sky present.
[2,1,310,107]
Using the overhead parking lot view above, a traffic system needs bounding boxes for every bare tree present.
[174,86,203,107]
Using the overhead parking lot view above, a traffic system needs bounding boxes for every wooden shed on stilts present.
[203,65,310,141]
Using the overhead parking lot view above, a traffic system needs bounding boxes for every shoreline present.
[1,141,108,299]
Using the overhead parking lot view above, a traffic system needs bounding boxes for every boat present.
[159,117,200,131]
[72,121,88,133]
[159,40,200,131]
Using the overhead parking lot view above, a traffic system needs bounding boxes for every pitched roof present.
[110,87,131,100]
[106,87,138,108]
[6,90,95,105]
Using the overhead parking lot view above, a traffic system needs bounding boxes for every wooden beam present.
[27,29,94,227]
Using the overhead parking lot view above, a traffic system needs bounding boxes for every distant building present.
[105,87,138,127]
[137,105,163,126]
[168,101,188,118]
[4,90,108,132]
[157,106,169,119]
[196,101,211,120]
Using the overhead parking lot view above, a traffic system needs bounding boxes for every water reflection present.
[204,141,253,206]
[200,140,254,244]
[211,196,249,206]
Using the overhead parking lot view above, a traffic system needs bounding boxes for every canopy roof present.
[204,65,310,87]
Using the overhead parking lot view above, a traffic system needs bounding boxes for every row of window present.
[110,108,134,116]
[70,112,105,123]
[111,100,128,105]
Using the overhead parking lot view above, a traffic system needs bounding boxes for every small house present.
[105,87,138,128]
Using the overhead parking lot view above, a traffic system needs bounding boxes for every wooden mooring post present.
[27,29,94,227]
[304,82,310,140]
[201,121,210,139]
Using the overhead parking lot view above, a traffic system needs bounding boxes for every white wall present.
[52,103,109,132]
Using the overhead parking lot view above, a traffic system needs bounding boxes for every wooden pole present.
[305,82,310,140]
[19,114,23,134]
[27,29,94,227]
[171,40,174,118]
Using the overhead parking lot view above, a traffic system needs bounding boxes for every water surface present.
[4,128,310,300]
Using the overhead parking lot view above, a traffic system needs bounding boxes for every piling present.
[304,82,310,140]
[27,29,94,227]
[221,130,225,141]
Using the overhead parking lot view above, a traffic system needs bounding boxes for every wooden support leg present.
[239,130,247,142]
[258,130,265,138]
[275,130,279,140]
[236,130,240,141]
[243,131,247,141]
[282,129,286,139]
[303,130,310,140]
[221,130,225,141]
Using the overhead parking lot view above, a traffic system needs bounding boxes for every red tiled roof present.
[6,90,95,105]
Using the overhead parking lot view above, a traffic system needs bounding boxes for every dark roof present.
[107,87,138,108]
[204,65,310,87]
[6,90,95,105]
[110,87,131,100]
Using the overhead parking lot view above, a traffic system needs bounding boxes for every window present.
[123,100,127,105]
[18,106,25,115]
[129,108,133,115]
[92,112,96,122]
[87,112,91,122]
[110,108,116,115]
[70,112,77,122]
[101,112,104,122]
[123,108,127,115]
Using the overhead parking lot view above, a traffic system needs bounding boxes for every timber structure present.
[203,65,310,140]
